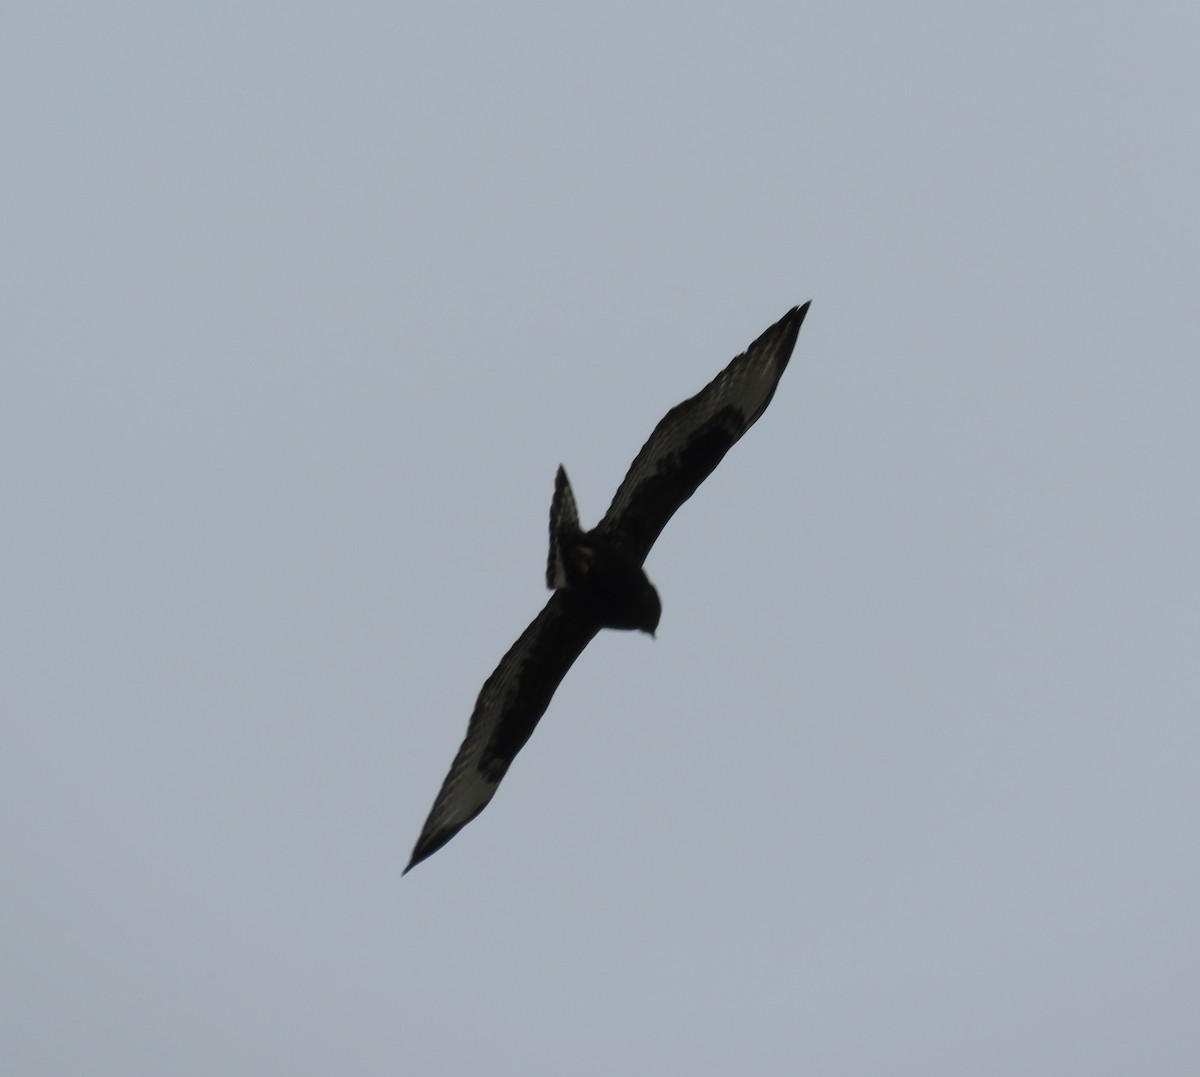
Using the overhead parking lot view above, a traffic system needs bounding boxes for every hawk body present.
[405,302,810,873]
[550,467,662,634]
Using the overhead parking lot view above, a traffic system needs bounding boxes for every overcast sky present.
[4,3,1199,1075]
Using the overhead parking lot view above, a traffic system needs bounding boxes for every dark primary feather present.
[404,592,599,873]
[596,303,809,563]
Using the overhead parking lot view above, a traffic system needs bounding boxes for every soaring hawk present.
[405,303,811,872]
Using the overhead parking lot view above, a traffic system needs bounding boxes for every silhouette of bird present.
[405,303,811,872]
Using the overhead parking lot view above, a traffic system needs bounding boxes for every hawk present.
[405,303,811,873]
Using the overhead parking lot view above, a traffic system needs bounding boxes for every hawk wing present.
[595,303,809,564]
[404,591,600,873]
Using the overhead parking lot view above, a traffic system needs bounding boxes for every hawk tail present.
[546,465,582,589]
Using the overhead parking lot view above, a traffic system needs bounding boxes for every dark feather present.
[596,303,809,563]
[546,465,582,590]
[404,592,599,873]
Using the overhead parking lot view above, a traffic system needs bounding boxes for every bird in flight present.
[405,303,811,873]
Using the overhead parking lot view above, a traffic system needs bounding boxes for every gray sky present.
[4,3,1198,1074]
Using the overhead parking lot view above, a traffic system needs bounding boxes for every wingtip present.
[751,302,810,366]
[756,302,811,351]
[404,817,473,876]
[403,834,437,875]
